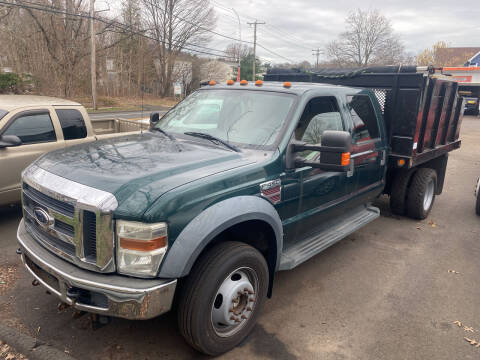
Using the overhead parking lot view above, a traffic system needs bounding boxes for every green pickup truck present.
[16,66,463,355]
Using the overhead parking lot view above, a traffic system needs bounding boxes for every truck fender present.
[158,196,283,279]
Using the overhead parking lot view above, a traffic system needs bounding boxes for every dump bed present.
[264,66,463,167]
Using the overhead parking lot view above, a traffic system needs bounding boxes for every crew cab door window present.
[347,95,380,142]
[3,112,56,144]
[55,109,87,140]
[295,96,343,159]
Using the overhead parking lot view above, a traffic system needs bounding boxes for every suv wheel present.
[406,168,437,220]
[177,241,269,356]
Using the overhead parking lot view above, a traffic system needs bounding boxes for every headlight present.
[116,220,168,277]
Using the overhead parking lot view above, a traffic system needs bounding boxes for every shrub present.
[0,73,20,93]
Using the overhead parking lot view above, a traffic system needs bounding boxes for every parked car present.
[0,95,147,206]
[16,67,463,355]
[464,96,480,116]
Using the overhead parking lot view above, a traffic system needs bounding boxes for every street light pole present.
[90,0,97,110]
[231,8,242,81]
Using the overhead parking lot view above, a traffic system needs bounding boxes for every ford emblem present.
[33,207,54,228]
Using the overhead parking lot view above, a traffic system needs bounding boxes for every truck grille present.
[21,165,117,273]
[23,183,75,217]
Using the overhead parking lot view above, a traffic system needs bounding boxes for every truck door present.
[347,93,386,202]
[53,108,95,147]
[280,96,353,246]
[0,109,65,203]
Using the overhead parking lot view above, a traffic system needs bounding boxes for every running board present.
[279,205,380,270]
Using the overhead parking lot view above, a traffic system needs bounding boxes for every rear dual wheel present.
[406,168,437,220]
[390,168,437,220]
[177,241,269,356]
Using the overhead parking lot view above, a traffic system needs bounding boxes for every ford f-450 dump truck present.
[16,66,463,355]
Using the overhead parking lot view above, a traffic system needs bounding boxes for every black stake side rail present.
[264,71,464,168]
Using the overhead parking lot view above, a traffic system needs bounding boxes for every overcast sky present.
[105,0,480,64]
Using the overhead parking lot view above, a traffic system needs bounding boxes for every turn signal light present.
[209,80,216,86]
[240,80,248,85]
[227,79,234,85]
[120,236,167,252]
[397,159,406,167]
[341,152,350,166]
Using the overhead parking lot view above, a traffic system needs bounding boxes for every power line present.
[149,2,293,63]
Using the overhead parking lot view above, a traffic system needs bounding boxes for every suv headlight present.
[116,220,168,277]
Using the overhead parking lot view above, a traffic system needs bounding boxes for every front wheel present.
[406,168,437,220]
[177,241,269,356]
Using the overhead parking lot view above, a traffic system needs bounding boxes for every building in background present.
[435,47,480,67]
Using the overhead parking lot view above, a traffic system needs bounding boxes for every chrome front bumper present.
[17,219,177,320]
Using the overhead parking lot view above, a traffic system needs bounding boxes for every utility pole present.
[231,8,242,81]
[312,48,321,69]
[247,20,265,81]
[90,0,97,110]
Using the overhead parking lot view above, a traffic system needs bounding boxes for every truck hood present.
[36,132,255,217]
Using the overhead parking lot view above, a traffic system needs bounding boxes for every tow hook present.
[66,287,81,301]
[16,248,22,255]
[32,279,39,286]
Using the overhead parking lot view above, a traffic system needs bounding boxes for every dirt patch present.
[0,266,17,296]
[0,341,27,360]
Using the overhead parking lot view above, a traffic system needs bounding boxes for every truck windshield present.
[155,89,296,149]
[0,110,7,121]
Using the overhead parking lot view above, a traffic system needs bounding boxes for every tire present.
[390,169,415,215]
[177,241,269,356]
[406,168,437,220]
[476,179,480,216]
[476,192,480,216]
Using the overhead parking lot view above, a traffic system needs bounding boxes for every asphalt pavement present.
[0,116,479,360]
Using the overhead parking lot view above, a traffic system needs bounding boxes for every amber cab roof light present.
[208,80,216,86]
[227,79,234,85]
[283,81,292,88]
[255,80,263,86]
[240,79,248,85]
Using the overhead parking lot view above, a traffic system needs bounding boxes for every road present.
[89,108,169,120]
[0,116,479,360]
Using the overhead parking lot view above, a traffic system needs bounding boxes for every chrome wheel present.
[423,179,434,211]
[211,267,258,338]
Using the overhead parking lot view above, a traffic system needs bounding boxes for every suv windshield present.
[156,89,296,149]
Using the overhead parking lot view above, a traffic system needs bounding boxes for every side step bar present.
[279,205,380,270]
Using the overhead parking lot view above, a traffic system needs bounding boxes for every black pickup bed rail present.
[264,66,464,168]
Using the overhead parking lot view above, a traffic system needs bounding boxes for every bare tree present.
[21,0,126,97]
[224,43,250,63]
[326,9,406,67]
[417,41,451,66]
[142,0,216,97]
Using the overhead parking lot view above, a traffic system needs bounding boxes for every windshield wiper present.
[183,132,241,152]
[151,127,175,141]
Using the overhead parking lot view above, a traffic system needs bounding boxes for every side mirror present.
[149,112,160,129]
[291,130,352,172]
[0,135,22,149]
